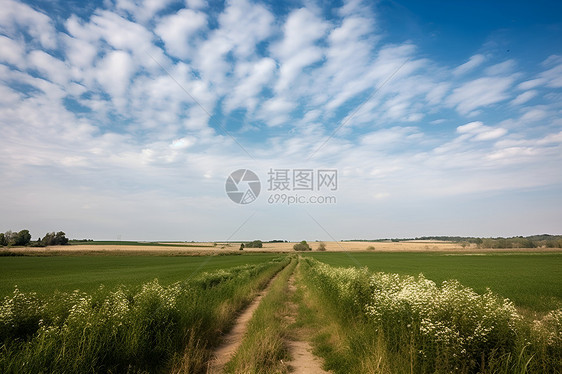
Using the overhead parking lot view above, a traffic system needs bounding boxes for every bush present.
[366,245,375,251]
[293,240,311,251]
[317,241,327,251]
[245,240,263,248]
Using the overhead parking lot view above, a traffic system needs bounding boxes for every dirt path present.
[206,271,281,374]
[285,272,330,374]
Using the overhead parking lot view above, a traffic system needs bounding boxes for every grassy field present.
[1,250,560,373]
[304,251,562,312]
[0,253,281,297]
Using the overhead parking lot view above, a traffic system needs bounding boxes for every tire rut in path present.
[206,270,282,374]
[284,272,330,374]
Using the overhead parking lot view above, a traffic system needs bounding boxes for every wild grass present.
[224,256,297,373]
[298,257,562,373]
[0,256,290,373]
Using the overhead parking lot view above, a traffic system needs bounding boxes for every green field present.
[304,252,562,312]
[2,251,560,311]
[0,253,281,297]
[1,251,561,373]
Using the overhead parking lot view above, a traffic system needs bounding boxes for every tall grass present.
[0,256,289,373]
[300,257,562,373]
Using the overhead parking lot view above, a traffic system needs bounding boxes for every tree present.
[317,241,326,251]
[55,231,69,245]
[14,230,31,246]
[4,231,16,246]
[293,240,311,251]
[0,233,5,247]
[239,243,244,251]
[41,231,69,246]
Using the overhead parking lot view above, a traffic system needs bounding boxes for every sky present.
[0,0,561,241]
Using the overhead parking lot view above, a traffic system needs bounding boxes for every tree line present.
[345,235,562,248]
[0,229,69,247]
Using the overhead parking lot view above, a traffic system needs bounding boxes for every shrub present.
[366,245,375,251]
[293,240,311,251]
[317,241,327,251]
[245,240,263,248]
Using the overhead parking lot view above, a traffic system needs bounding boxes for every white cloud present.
[225,58,276,113]
[115,0,175,22]
[475,128,507,141]
[95,50,135,108]
[258,96,295,127]
[361,126,421,147]
[539,61,562,88]
[28,50,69,86]
[63,34,98,69]
[456,121,507,141]
[0,0,57,49]
[520,108,547,123]
[447,76,514,114]
[511,90,537,105]
[272,8,329,92]
[0,35,26,66]
[517,78,545,90]
[457,121,484,133]
[453,54,485,76]
[170,137,195,150]
[485,60,516,76]
[218,0,274,58]
[155,9,207,59]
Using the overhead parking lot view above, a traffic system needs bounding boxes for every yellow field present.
[17,240,560,253]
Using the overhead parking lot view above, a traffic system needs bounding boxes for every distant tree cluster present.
[0,230,31,246]
[40,232,69,246]
[244,240,263,248]
[0,229,69,247]
[345,235,562,249]
[293,240,311,251]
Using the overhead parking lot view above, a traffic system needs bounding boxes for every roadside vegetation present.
[298,257,562,373]
[0,257,289,373]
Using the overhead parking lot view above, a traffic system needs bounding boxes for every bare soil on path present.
[206,271,282,374]
[284,272,330,374]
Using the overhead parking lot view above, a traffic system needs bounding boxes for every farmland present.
[0,253,282,297]
[0,249,561,373]
[305,251,562,313]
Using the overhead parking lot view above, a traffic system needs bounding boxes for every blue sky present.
[0,0,561,241]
